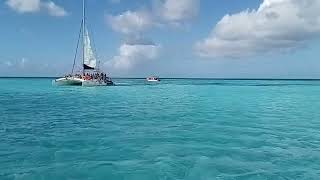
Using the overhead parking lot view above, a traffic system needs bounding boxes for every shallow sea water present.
[1,78,320,180]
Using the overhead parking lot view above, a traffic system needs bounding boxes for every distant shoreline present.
[1,77,320,81]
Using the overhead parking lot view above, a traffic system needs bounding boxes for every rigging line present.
[71,20,83,75]
[82,0,86,74]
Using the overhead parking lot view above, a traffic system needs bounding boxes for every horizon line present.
[1,77,320,80]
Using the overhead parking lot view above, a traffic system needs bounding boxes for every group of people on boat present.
[82,73,110,81]
[65,72,112,83]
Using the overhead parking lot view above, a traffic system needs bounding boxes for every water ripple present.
[0,78,320,180]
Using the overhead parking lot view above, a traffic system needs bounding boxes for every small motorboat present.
[146,76,160,82]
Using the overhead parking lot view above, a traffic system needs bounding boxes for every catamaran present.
[53,0,114,86]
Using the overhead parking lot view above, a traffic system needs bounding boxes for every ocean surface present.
[1,78,320,180]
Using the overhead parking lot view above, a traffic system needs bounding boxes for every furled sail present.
[83,28,96,70]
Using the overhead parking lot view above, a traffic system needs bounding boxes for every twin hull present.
[53,77,113,86]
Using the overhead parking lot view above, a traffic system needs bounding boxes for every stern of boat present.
[53,77,84,86]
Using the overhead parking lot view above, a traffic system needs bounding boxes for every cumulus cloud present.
[107,10,154,35]
[19,57,28,68]
[195,0,320,58]
[6,0,67,17]
[6,0,40,13]
[43,1,68,17]
[106,0,199,70]
[4,61,13,67]
[1,57,28,69]
[0,57,59,76]
[155,0,199,23]
[106,10,160,69]
[106,41,160,70]
[106,0,201,32]
[106,10,158,70]
[107,0,200,31]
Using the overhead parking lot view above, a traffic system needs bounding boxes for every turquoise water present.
[1,78,320,180]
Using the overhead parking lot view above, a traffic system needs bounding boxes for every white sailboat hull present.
[53,77,114,86]
[147,79,160,82]
[53,77,84,86]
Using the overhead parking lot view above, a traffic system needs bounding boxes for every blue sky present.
[1,0,320,78]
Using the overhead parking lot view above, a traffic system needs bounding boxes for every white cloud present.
[107,10,154,35]
[1,57,28,68]
[106,10,160,70]
[107,0,200,34]
[5,61,13,67]
[43,1,68,17]
[107,42,160,70]
[6,0,67,17]
[6,0,40,13]
[195,0,320,58]
[105,0,199,70]
[155,0,199,23]
[19,57,27,68]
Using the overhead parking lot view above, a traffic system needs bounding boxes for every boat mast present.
[82,0,85,75]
